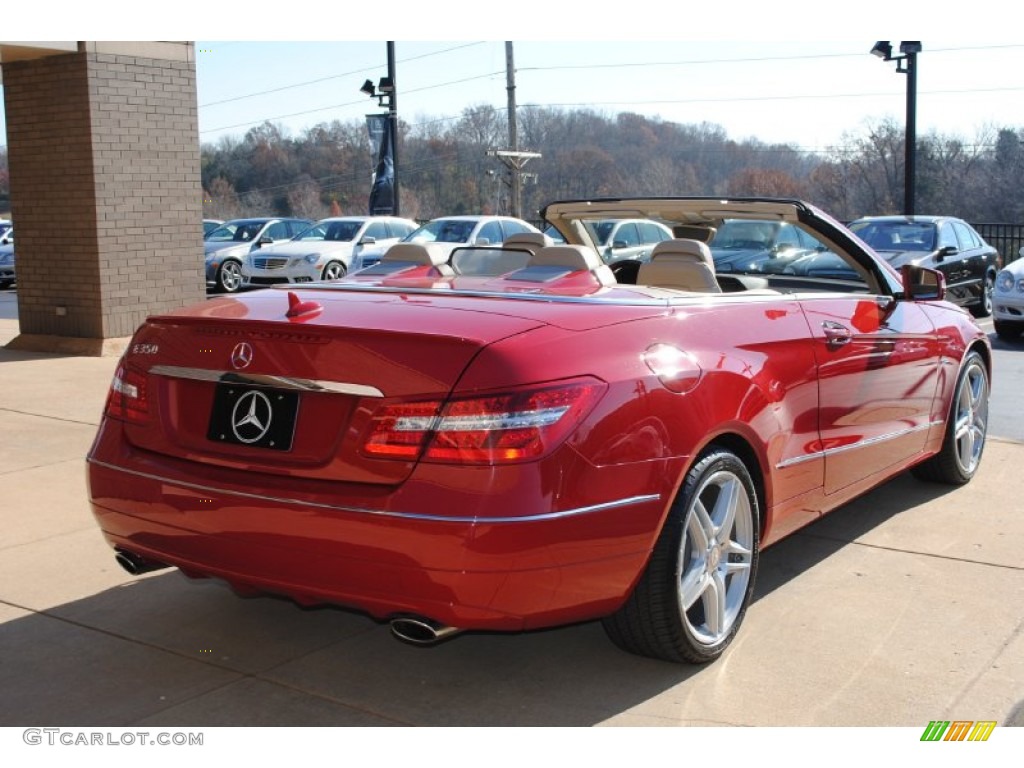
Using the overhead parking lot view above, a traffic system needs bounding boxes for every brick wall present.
[3,48,205,340]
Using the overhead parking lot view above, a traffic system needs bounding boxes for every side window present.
[936,222,959,250]
[951,221,980,250]
[614,223,640,247]
[265,221,289,241]
[639,222,670,244]
[364,221,389,240]
[476,221,503,244]
[501,220,532,238]
[393,222,417,238]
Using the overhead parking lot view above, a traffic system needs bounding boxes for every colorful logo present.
[920,720,996,742]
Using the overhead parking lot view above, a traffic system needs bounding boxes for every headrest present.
[649,239,715,270]
[503,232,551,254]
[381,243,448,267]
[529,245,603,272]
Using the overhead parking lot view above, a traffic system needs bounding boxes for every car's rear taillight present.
[362,378,605,464]
[104,362,149,424]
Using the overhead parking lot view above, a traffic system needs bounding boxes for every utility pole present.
[487,41,540,220]
[506,42,521,219]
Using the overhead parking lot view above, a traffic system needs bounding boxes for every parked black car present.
[848,216,1000,317]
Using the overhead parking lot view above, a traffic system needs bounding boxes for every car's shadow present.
[0,472,960,727]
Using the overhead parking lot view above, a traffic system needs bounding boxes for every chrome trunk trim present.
[149,365,384,398]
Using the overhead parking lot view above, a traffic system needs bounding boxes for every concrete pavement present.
[1,304,1022,728]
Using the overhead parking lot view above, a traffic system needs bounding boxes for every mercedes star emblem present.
[230,390,273,444]
[230,342,254,370]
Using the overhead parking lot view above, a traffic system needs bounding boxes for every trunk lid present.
[120,289,552,485]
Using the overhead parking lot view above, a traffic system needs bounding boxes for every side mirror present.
[474,237,491,246]
[257,236,274,248]
[359,236,377,246]
[612,240,628,250]
[901,264,946,302]
[934,245,957,262]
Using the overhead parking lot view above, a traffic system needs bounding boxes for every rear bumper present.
[86,425,673,631]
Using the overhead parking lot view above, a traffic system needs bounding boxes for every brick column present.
[2,43,205,354]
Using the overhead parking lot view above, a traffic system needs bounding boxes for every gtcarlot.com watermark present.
[23,728,203,747]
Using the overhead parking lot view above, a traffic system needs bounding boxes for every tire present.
[911,350,989,485]
[994,320,1022,342]
[969,273,995,318]
[216,259,243,293]
[602,447,760,663]
[321,260,346,281]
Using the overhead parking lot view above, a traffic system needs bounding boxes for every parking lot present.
[0,288,1022,731]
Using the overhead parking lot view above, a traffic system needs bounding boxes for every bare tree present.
[287,177,326,220]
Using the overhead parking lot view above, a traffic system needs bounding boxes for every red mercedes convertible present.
[87,198,991,664]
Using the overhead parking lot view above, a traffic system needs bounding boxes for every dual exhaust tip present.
[114,551,461,646]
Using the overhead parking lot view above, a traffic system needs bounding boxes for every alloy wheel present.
[677,469,755,647]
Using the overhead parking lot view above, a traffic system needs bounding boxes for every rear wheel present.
[321,260,346,281]
[603,447,760,663]
[911,350,988,484]
[969,273,995,318]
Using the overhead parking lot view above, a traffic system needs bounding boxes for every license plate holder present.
[207,384,299,451]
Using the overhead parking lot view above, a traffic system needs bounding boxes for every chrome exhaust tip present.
[114,550,170,576]
[389,616,462,646]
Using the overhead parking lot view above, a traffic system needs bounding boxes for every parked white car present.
[360,215,541,268]
[993,247,1024,341]
[242,216,418,286]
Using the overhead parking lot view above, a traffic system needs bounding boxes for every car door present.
[950,220,990,300]
[933,220,974,303]
[799,294,942,495]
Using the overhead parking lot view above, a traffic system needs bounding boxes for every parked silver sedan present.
[204,217,313,293]
[242,216,417,286]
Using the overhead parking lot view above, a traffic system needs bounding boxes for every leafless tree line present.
[192,106,1023,227]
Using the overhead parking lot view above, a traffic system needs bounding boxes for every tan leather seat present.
[381,243,454,276]
[637,239,721,293]
[529,245,616,286]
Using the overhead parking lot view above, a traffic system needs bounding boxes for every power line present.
[198,42,487,109]
[200,70,506,136]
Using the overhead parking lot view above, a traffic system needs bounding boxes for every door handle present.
[822,321,852,348]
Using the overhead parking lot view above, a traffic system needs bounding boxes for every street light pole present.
[871,41,922,216]
[360,43,400,217]
[386,41,399,217]
[903,43,918,217]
